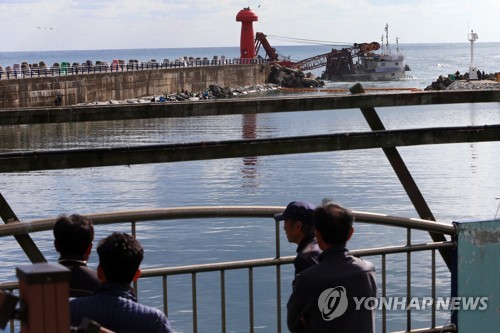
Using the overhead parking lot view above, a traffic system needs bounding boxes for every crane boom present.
[293,52,331,71]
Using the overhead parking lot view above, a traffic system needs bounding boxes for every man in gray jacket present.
[287,202,376,333]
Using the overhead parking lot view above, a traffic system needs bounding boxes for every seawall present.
[0,64,270,109]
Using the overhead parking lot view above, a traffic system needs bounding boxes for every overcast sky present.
[0,0,498,52]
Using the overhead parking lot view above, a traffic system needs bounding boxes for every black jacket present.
[292,234,321,287]
[287,246,376,333]
[58,257,99,297]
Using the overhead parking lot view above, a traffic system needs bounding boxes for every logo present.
[352,296,488,311]
[318,286,348,321]
[317,286,489,322]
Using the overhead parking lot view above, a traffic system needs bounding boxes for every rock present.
[208,84,224,97]
[266,65,281,84]
[301,77,320,87]
[265,64,324,88]
[75,84,279,106]
[425,72,500,91]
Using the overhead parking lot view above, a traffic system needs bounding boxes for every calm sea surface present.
[0,43,499,332]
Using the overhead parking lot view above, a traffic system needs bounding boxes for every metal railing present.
[0,58,269,80]
[0,206,457,333]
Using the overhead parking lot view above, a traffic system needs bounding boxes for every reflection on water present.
[242,113,260,189]
[0,102,499,332]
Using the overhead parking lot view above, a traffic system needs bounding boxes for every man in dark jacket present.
[53,214,99,297]
[70,232,173,333]
[287,202,376,333]
[275,201,321,287]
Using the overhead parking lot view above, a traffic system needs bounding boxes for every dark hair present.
[53,214,94,256]
[97,232,144,284]
[314,202,354,245]
[299,220,315,236]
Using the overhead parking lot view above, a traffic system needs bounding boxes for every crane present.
[254,32,386,80]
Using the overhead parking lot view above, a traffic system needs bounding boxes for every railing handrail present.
[140,241,455,277]
[0,241,455,289]
[0,206,457,237]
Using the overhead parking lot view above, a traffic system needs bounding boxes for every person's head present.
[314,201,354,250]
[53,214,94,260]
[97,232,143,284]
[274,201,316,244]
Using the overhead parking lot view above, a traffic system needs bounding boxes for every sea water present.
[1,42,500,89]
[0,43,499,332]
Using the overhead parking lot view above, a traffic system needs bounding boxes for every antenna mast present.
[385,23,391,54]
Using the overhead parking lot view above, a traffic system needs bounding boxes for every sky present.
[0,0,499,52]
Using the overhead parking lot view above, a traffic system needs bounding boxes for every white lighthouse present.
[468,30,479,80]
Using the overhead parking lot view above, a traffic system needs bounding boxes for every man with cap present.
[275,201,322,287]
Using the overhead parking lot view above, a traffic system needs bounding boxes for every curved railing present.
[0,206,455,236]
[0,206,456,333]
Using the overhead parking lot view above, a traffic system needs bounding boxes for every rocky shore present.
[76,83,279,106]
[425,73,500,91]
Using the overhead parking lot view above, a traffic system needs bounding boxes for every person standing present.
[275,201,321,286]
[53,214,99,297]
[70,232,173,333]
[287,202,377,333]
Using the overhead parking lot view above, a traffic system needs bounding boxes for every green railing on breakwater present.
[0,57,269,80]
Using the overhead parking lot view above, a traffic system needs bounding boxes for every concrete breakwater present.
[0,64,270,109]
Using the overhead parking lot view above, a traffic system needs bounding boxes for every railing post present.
[431,249,436,328]
[248,268,254,333]
[406,228,412,331]
[16,263,71,333]
[274,217,282,333]
[220,270,226,333]
[162,275,169,316]
[381,254,387,333]
[192,273,197,333]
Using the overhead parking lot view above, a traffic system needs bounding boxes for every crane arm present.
[255,32,279,61]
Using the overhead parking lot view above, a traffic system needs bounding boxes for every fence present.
[0,207,457,333]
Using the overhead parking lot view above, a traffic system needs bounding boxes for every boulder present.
[266,64,323,88]
[301,77,320,87]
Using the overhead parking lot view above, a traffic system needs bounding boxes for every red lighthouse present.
[236,7,258,59]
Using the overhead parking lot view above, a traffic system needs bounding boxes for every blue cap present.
[274,201,316,225]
